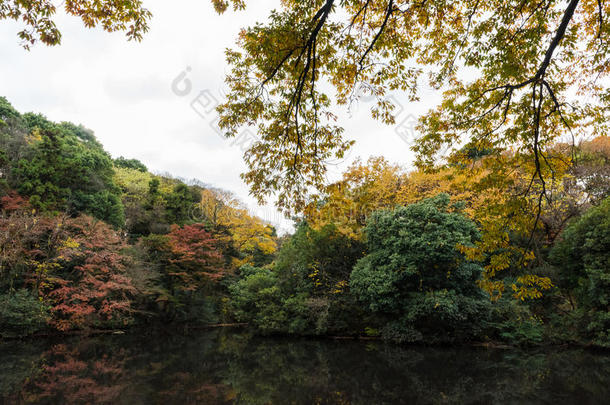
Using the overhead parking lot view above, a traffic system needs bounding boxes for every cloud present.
[103,76,169,103]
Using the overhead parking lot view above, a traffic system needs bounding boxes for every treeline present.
[1,97,609,348]
[228,142,609,347]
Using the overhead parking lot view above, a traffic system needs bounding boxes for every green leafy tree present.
[0,97,27,192]
[114,156,148,172]
[165,183,200,225]
[550,197,610,346]
[114,167,161,236]
[229,265,312,335]
[12,115,125,227]
[350,194,489,342]
[0,290,50,338]
[275,222,364,296]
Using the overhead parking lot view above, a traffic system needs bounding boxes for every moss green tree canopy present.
[551,197,610,298]
[350,194,482,310]
[275,222,365,296]
[114,156,148,173]
[0,0,151,48]
[1,100,125,227]
[214,0,610,211]
[16,122,125,226]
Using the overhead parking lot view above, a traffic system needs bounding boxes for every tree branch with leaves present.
[0,0,151,49]
[214,0,610,296]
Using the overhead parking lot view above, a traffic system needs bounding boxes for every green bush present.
[0,290,50,338]
[230,266,287,333]
[380,291,491,343]
[229,266,328,335]
[487,299,545,346]
[227,223,369,336]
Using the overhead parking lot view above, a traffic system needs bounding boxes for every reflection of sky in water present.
[1,329,609,404]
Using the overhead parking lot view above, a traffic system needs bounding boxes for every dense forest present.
[1,97,608,348]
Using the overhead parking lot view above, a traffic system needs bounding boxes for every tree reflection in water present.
[1,330,609,404]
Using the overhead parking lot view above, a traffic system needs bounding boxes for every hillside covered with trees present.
[0,97,277,335]
[1,97,608,348]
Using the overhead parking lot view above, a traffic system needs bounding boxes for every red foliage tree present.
[166,223,225,292]
[0,198,135,331]
[139,223,225,317]
[44,216,136,331]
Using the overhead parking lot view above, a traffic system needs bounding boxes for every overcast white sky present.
[0,0,440,232]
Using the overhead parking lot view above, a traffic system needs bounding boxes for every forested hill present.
[0,96,268,235]
[0,96,277,335]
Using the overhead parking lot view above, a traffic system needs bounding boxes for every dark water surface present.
[0,329,608,404]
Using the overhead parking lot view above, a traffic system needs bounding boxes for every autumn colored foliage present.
[0,98,278,334]
[0,199,135,332]
[44,216,136,331]
[165,223,225,289]
[1,97,608,348]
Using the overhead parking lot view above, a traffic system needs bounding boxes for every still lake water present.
[0,328,608,404]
